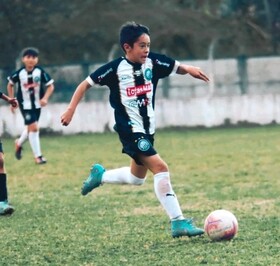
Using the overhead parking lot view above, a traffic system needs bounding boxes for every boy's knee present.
[130,173,146,185]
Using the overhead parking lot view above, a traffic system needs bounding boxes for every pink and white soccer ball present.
[204,209,238,241]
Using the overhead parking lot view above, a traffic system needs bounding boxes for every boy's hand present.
[186,66,209,82]
[40,98,48,107]
[177,64,209,82]
[61,108,75,126]
[8,98,18,108]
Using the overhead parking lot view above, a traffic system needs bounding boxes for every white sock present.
[17,128,28,146]
[102,167,145,185]
[154,172,184,220]
[28,131,42,158]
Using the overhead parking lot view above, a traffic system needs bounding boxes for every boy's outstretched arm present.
[177,64,209,82]
[61,80,91,126]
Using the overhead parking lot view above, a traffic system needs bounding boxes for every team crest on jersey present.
[144,68,152,81]
[137,138,151,151]
[34,76,40,82]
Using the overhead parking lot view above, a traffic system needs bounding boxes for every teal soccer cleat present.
[81,164,105,196]
[0,201,15,216]
[171,218,204,238]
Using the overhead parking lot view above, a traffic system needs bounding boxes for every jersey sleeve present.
[87,61,115,87]
[149,52,178,79]
[40,68,54,86]
[7,70,20,84]
[87,58,121,87]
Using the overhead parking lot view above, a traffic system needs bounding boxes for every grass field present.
[1,126,279,266]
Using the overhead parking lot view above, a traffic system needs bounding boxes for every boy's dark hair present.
[119,21,150,51]
[21,47,39,57]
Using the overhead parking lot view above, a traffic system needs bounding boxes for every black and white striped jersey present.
[7,66,54,110]
[87,52,179,135]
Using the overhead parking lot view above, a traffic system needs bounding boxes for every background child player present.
[61,21,209,238]
[7,47,55,164]
[0,90,18,215]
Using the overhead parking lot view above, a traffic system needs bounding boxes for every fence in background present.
[0,56,280,136]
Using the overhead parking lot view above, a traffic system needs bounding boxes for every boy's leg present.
[15,127,28,160]
[81,162,147,195]
[17,127,28,146]
[0,173,15,215]
[140,154,204,237]
[153,171,184,220]
[22,110,46,164]
[102,166,146,185]
[28,123,46,164]
[28,131,41,157]
[0,173,8,202]
[153,171,204,237]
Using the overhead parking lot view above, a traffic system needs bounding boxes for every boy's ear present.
[123,43,131,52]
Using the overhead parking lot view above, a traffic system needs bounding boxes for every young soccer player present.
[7,47,55,164]
[61,21,209,238]
[0,91,18,215]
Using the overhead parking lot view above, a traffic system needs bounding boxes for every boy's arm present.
[7,82,18,112]
[40,83,54,107]
[0,91,18,108]
[61,80,91,126]
[7,82,15,98]
[176,64,209,82]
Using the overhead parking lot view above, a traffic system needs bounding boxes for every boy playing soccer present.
[0,91,18,215]
[61,21,209,237]
[7,47,55,164]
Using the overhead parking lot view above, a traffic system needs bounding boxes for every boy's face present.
[22,55,38,70]
[124,33,150,64]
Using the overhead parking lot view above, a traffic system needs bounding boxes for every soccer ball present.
[204,209,238,241]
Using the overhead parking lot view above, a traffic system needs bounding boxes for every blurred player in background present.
[7,47,54,164]
[0,90,18,215]
[61,21,209,238]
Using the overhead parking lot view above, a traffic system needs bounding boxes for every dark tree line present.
[0,0,279,70]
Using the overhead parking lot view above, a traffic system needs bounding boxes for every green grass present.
[1,126,279,266]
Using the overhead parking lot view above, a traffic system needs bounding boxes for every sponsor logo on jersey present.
[23,83,39,89]
[155,59,170,67]
[134,70,142,76]
[128,98,150,108]
[126,83,152,97]
[137,138,151,151]
[98,68,113,82]
[119,74,131,81]
[144,68,152,81]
